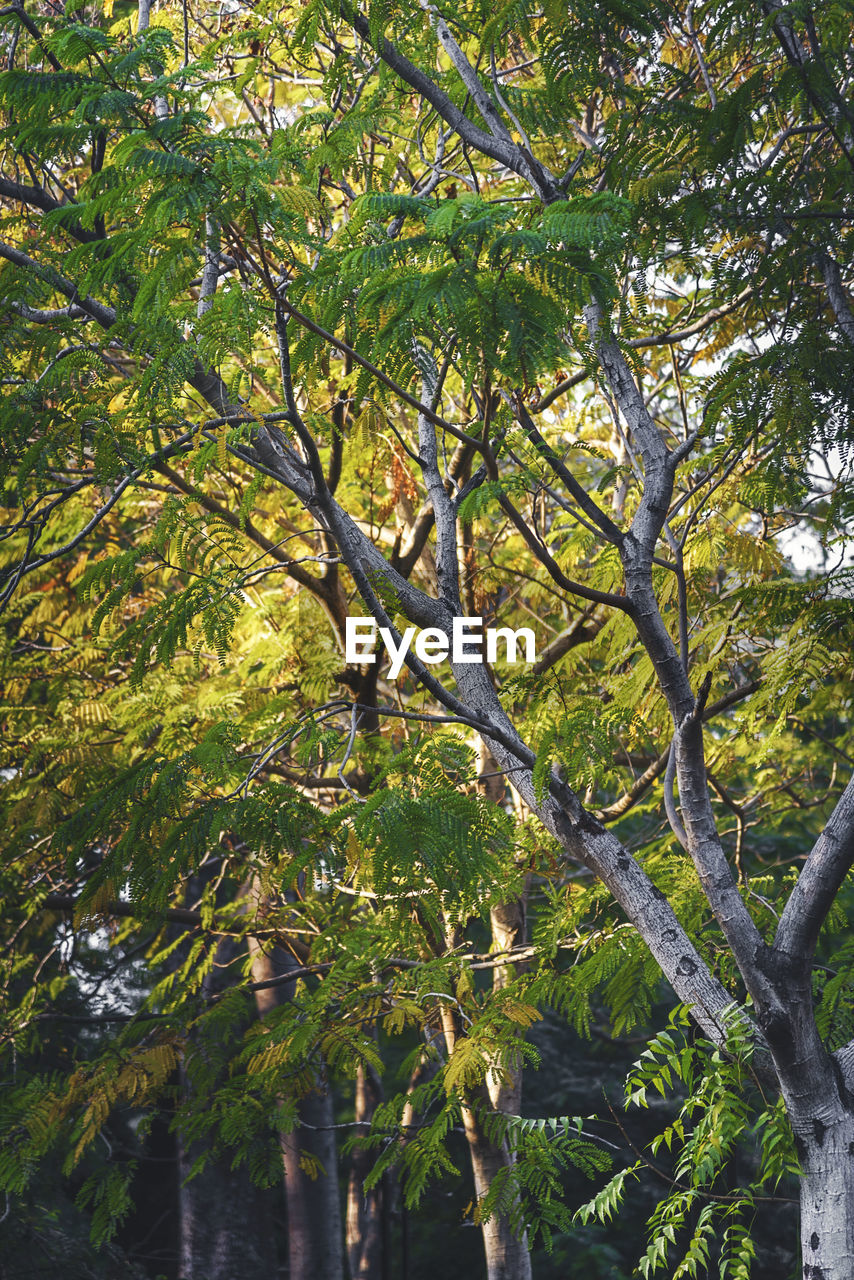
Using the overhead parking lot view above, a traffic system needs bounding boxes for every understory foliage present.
[0,0,853,1276]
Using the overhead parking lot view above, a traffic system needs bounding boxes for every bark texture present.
[459,1089,532,1280]
[796,1107,854,1279]
[279,1084,345,1280]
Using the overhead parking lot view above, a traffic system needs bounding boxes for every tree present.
[1,0,853,1276]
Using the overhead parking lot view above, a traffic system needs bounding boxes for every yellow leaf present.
[67,552,89,585]
[72,699,109,727]
[383,998,424,1035]
[299,1150,324,1180]
[73,877,118,927]
[501,998,543,1028]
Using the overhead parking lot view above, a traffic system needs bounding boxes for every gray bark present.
[767,1018,854,1279]
[797,1109,854,1280]
[820,254,854,346]
[197,218,220,319]
[279,1085,344,1280]
[463,1105,532,1280]
[477,745,532,1279]
[478,741,527,1118]
[486,895,526,1117]
[346,7,559,202]
[481,896,532,1280]
[136,0,168,119]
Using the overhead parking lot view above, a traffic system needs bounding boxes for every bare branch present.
[418,1,514,146]
[510,393,625,546]
[0,3,61,70]
[496,489,630,610]
[415,348,462,610]
[595,680,761,822]
[43,892,203,927]
[279,295,483,448]
[10,301,87,323]
[196,215,220,318]
[531,611,601,674]
[0,239,118,328]
[774,771,854,964]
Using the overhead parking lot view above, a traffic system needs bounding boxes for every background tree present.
[1,0,853,1277]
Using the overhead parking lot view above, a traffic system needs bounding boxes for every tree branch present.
[583,301,774,1006]
[0,175,101,242]
[510,393,625,546]
[280,295,482,448]
[820,253,854,346]
[496,490,630,610]
[42,893,203,927]
[595,680,761,822]
[774,771,854,964]
[345,4,559,202]
[418,1,513,146]
[415,350,462,610]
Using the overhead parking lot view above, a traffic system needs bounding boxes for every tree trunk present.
[248,932,345,1280]
[458,1084,533,1280]
[449,745,534,1280]
[780,1038,854,1279]
[440,1003,532,1280]
[346,1060,385,1280]
[486,896,527,1116]
[279,1081,345,1280]
[762,980,854,1280]
[796,1105,854,1280]
[177,1069,279,1280]
[476,896,533,1280]
[478,742,528,1118]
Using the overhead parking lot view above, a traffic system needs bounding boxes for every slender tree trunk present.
[478,741,527,1118]
[247,931,345,1280]
[346,1060,384,1280]
[457,1080,532,1280]
[463,743,533,1280]
[477,895,533,1280]
[393,1046,438,1280]
[486,896,527,1117]
[440,1002,532,1280]
[279,1081,344,1280]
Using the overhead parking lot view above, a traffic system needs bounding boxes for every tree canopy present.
[1,0,853,1277]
